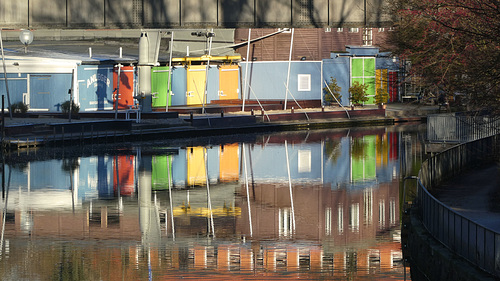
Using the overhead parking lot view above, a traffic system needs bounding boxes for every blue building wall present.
[0,73,28,105]
[240,61,322,102]
[29,73,72,112]
[322,57,351,106]
[77,65,114,111]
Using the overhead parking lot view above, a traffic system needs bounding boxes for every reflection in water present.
[0,125,426,280]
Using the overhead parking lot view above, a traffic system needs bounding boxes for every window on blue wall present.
[298,74,311,91]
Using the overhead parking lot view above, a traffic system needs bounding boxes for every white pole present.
[167,155,175,240]
[0,30,13,120]
[242,28,251,112]
[114,64,122,119]
[166,31,174,112]
[284,28,294,110]
[202,29,214,115]
[204,148,215,237]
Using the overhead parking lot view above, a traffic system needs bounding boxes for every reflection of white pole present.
[166,32,174,113]
[284,140,296,233]
[242,144,253,237]
[242,29,251,112]
[0,168,10,258]
[284,28,294,110]
[204,148,215,237]
[167,155,175,240]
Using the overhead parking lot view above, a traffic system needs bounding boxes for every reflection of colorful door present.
[218,65,239,100]
[151,66,171,108]
[113,66,135,109]
[152,155,172,190]
[187,147,206,186]
[351,136,376,181]
[113,155,135,196]
[187,66,206,105]
[219,143,239,182]
[351,58,376,104]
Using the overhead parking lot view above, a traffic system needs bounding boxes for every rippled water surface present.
[0,124,426,280]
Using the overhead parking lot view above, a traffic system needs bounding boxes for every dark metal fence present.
[427,114,500,143]
[417,134,500,277]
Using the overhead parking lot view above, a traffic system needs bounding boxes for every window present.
[363,28,373,46]
[337,28,344,32]
[298,149,311,173]
[378,28,385,32]
[298,74,311,91]
[349,28,359,33]
[325,27,332,32]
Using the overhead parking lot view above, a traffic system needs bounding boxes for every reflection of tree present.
[351,137,367,160]
[324,138,341,165]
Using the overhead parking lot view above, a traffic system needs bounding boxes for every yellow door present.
[187,146,206,186]
[218,65,239,100]
[219,143,239,182]
[187,65,206,105]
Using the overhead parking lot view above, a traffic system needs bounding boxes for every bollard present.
[322,106,325,112]
[291,107,294,114]
[190,112,194,123]
[251,109,254,116]
[221,110,224,118]
[261,109,265,117]
[351,105,355,111]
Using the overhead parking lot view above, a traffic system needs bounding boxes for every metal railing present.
[416,134,500,277]
[427,114,500,143]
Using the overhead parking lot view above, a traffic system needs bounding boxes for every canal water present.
[0,124,426,280]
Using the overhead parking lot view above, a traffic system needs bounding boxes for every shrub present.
[349,81,369,106]
[323,77,342,105]
[11,102,29,113]
[375,87,389,105]
[61,100,80,114]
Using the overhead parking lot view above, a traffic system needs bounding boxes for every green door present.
[351,58,376,104]
[151,66,171,108]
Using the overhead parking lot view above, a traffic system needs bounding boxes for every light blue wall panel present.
[240,61,322,101]
[77,65,114,111]
[170,66,187,106]
[29,73,72,112]
[0,74,28,104]
[322,57,350,105]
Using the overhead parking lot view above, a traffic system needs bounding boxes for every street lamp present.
[19,30,33,53]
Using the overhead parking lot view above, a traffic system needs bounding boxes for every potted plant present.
[375,87,389,109]
[323,77,342,106]
[349,81,369,106]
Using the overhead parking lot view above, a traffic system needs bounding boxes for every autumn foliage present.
[387,0,500,112]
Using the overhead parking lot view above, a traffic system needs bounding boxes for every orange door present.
[218,65,239,100]
[113,66,135,109]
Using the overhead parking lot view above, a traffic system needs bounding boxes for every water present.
[0,124,426,280]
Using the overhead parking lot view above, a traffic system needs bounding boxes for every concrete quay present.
[0,103,439,150]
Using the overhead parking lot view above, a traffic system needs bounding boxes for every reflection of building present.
[0,127,415,278]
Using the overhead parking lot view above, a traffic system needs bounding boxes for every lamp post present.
[19,30,33,54]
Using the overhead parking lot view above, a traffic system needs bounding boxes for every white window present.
[363,28,373,46]
[325,208,332,235]
[349,27,359,33]
[337,28,344,32]
[298,74,311,91]
[325,27,332,32]
[349,203,360,232]
[378,28,385,32]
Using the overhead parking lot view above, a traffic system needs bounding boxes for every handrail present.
[416,134,500,277]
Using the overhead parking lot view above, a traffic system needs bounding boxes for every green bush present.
[323,77,342,105]
[349,81,369,106]
[11,102,29,113]
[61,100,80,114]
